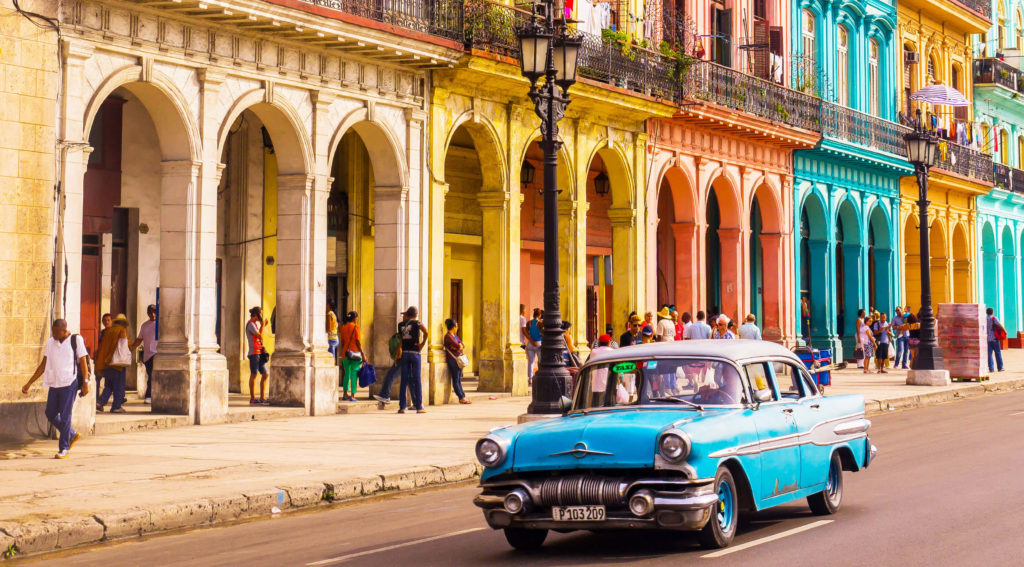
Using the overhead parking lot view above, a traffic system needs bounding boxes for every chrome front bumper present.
[475,476,718,532]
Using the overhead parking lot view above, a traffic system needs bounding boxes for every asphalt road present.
[25,391,1024,567]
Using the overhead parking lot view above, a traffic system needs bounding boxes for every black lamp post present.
[902,110,945,376]
[517,7,582,415]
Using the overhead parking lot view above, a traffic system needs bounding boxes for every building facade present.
[647,0,817,345]
[790,0,911,359]
[896,0,993,316]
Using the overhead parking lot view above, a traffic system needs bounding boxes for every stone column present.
[425,180,447,405]
[473,191,514,395]
[374,184,408,395]
[807,239,836,350]
[608,207,639,326]
[759,232,784,342]
[560,198,587,350]
[269,173,336,415]
[873,247,894,315]
[717,227,743,321]
[840,243,863,358]
[152,160,228,424]
[670,222,697,315]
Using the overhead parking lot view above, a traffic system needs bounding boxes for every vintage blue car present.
[473,341,877,550]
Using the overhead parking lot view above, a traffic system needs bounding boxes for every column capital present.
[161,159,201,176]
[558,198,587,216]
[670,221,696,238]
[376,184,408,201]
[277,173,315,191]
[310,90,334,108]
[477,191,510,210]
[607,207,636,228]
[198,68,226,86]
[61,39,94,61]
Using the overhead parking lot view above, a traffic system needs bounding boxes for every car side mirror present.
[754,389,772,404]
[559,395,573,414]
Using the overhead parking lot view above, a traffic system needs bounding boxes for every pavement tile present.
[282,484,327,508]
[52,516,104,549]
[93,509,150,540]
[0,520,57,555]
[243,489,289,516]
[146,500,213,532]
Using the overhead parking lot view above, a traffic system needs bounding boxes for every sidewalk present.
[1,349,1022,559]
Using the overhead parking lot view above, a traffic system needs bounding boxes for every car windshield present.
[573,358,749,411]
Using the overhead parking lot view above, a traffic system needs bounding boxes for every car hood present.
[508,409,703,472]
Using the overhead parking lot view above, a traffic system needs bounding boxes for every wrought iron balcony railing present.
[303,0,464,40]
[821,102,909,156]
[974,58,1023,93]
[993,162,1024,192]
[462,0,532,58]
[687,60,820,131]
[576,32,680,101]
[934,140,994,183]
[953,0,992,19]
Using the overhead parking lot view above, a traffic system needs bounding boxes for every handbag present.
[111,336,132,368]
[357,363,377,388]
[455,353,470,369]
[854,347,864,360]
[345,350,362,361]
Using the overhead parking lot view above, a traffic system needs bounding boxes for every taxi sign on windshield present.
[611,362,636,374]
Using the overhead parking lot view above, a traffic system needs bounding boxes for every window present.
[999,21,1007,51]
[869,39,880,116]
[1001,129,1010,164]
[927,54,937,84]
[982,123,992,154]
[745,362,776,401]
[1018,11,1023,49]
[837,27,849,106]
[802,10,816,71]
[574,358,750,410]
[771,362,814,399]
[1018,136,1024,167]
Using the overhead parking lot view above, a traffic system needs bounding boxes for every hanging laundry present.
[565,0,573,20]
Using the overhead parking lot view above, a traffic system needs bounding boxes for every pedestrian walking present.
[96,313,131,413]
[891,307,909,370]
[904,306,920,366]
[656,307,675,342]
[873,312,891,374]
[712,316,736,339]
[326,298,340,358]
[131,305,158,404]
[620,315,642,347]
[684,311,713,340]
[738,314,762,340]
[519,304,528,349]
[986,307,1006,373]
[246,306,270,405]
[20,319,89,459]
[859,316,876,374]
[397,306,428,414]
[443,319,471,404]
[373,314,407,406]
[525,308,542,385]
[854,309,867,368]
[339,311,363,401]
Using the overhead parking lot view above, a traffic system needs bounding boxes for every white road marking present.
[1009,411,1024,416]
[701,520,834,558]
[306,527,486,566]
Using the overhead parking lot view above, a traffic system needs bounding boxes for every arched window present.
[869,39,880,116]
[837,26,849,106]
[1001,129,1010,164]
[1000,21,1007,51]
[1017,135,1024,168]
[982,123,992,155]
[1017,10,1023,48]
[927,53,938,84]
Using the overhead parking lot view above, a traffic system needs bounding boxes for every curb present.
[863,378,1024,416]
[0,461,483,560]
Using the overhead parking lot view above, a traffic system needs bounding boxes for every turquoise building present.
[973,0,1024,339]
[790,0,912,358]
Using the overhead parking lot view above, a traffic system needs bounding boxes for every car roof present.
[584,340,803,367]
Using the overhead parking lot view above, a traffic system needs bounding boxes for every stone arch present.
[867,203,894,315]
[655,164,698,311]
[442,111,508,193]
[749,182,784,337]
[328,109,407,189]
[1002,224,1019,334]
[83,65,199,161]
[904,213,921,310]
[583,141,634,209]
[835,197,861,244]
[217,89,312,176]
[952,222,971,303]
[517,127,576,193]
[982,220,999,311]
[798,190,829,345]
[929,219,949,303]
[834,198,862,351]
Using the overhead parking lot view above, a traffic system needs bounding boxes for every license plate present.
[551,505,606,522]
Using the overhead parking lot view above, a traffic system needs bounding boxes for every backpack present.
[388,332,402,359]
[69,334,93,395]
[993,318,1008,341]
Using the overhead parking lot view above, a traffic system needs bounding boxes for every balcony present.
[301,0,464,41]
[821,102,909,156]
[993,163,1024,193]
[687,60,820,131]
[974,58,1024,94]
[953,0,992,20]
[934,141,994,183]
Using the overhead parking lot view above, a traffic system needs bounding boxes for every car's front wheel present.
[807,451,844,515]
[698,467,739,549]
[503,527,548,551]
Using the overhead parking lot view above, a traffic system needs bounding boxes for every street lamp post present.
[516,5,582,415]
[903,111,951,386]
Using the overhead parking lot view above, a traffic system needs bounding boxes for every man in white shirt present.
[684,311,713,340]
[21,319,89,459]
[739,314,762,340]
[656,307,676,342]
[132,304,158,403]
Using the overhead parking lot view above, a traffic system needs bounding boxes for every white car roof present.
[585,340,805,367]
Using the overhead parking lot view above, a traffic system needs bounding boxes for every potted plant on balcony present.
[658,40,695,89]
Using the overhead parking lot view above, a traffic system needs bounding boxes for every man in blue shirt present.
[525,308,543,385]
[684,311,713,340]
[891,307,909,370]
[986,307,1005,373]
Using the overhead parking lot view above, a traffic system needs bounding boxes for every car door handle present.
[781,408,794,414]
[809,404,820,410]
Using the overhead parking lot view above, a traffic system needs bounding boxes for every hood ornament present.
[549,442,613,459]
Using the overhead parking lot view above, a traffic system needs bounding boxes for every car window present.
[771,362,805,399]
[801,369,820,397]
[574,358,749,410]
[744,362,778,401]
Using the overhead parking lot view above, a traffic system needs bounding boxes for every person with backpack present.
[338,311,363,402]
[443,319,471,404]
[987,307,1006,373]
[21,319,89,459]
[95,313,131,413]
[396,306,428,414]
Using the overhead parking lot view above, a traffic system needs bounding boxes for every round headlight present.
[659,432,690,463]
[475,437,505,467]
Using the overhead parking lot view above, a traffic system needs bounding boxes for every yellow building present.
[0,0,62,439]
[897,0,993,306]
[425,4,675,402]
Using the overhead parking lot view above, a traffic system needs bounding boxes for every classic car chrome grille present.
[536,475,625,507]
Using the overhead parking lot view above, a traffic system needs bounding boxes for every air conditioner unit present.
[905,51,920,64]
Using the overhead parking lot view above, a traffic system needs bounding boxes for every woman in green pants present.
[339,311,363,402]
